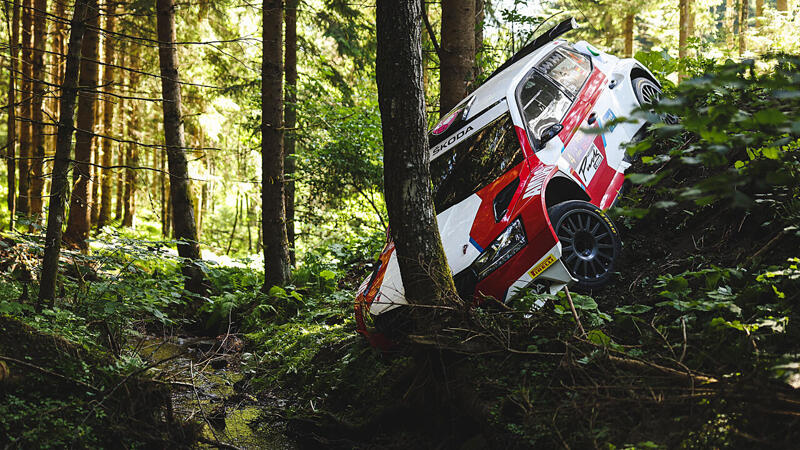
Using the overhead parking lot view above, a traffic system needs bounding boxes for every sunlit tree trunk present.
[777,0,787,12]
[5,0,20,230]
[739,0,748,56]
[725,0,735,50]
[623,14,634,57]
[157,0,205,295]
[284,0,298,266]
[17,0,32,217]
[97,10,116,229]
[755,0,764,25]
[39,0,92,305]
[688,0,695,38]
[262,0,291,287]
[439,0,474,116]
[376,0,459,317]
[679,0,690,59]
[63,1,100,249]
[28,0,47,220]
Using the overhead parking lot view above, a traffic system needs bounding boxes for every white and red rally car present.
[356,18,664,343]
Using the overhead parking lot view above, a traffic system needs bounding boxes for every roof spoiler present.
[483,17,579,84]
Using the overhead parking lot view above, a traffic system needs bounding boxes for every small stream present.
[135,335,296,449]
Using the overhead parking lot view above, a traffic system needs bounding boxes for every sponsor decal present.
[577,143,604,185]
[431,107,462,136]
[603,109,617,131]
[431,125,474,157]
[529,254,556,279]
[522,165,553,199]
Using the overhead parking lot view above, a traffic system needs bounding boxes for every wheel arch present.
[544,173,591,211]
[630,63,661,89]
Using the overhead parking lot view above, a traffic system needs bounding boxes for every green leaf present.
[319,270,336,281]
[268,285,287,298]
[615,304,653,315]
[753,108,786,125]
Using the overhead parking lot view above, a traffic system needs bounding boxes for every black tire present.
[632,77,679,125]
[548,200,621,290]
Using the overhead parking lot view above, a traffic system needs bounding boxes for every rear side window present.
[431,114,524,212]
[538,47,592,96]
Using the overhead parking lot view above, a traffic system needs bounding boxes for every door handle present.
[587,112,597,125]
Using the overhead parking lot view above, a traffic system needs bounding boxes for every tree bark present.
[439,0,474,116]
[679,0,689,59]
[376,0,459,315]
[739,0,748,56]
[156,0,204,295]
[97,9,116,229]
[262,0,291,287]
[725,0,735,50]
[122,62,140,228]
[39,0,92,305]
[284,0,298,266]
[777,0,787,11]
[623,14,634,58]
[28,0,47,219]
[755,0,763,26]
[5,0,20,230]
[16,0,32,217]
[63,0,100,249]
[474,0,485,82]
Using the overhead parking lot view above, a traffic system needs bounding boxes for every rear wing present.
[483,17,579,84]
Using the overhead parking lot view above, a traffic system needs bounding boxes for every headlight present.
[471,218,527,279]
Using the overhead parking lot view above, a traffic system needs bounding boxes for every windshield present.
[430,113,524,212]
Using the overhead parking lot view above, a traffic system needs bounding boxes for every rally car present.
[355,18,665,342]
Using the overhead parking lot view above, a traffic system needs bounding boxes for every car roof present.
[457,40,564,117]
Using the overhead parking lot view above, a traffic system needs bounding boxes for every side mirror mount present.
[538,123,563,148]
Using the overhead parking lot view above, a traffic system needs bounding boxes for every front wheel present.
[548,200,621,290]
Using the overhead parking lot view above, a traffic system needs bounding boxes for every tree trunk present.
[623,14,634,58]
[97,9,116,229]
[688,0,695,38]
[121,140,137,227]
[122,61,139,228]
[755,0,763,25]
[376,0,459,316]
[777,0,787,12]
[739,0,748,56]
[5,0,20,230]
[725,0,735,50]
[679,0,689,59]
[16,0,32,217]
[474,0,485,82]
[28,0,47,219]
[262,0,291,287]
[284,0,298,266]
[156,0,204,295]
[439,0,474,116]
[39,0,92,305]
[160,148,166,234]
[63,1,100,249]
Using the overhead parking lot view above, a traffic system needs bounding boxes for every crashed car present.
[356,18,665,342]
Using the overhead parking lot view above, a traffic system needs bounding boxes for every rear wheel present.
[632,77,678,124]
[548,200,621,290]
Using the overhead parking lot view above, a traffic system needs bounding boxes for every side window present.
[430,114,524,212]
[538,47,592,96]
[517,72,572,143]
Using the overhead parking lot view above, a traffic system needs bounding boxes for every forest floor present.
[2,160,800,448]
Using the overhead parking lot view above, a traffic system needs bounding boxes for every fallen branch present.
[0,354,99,391]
